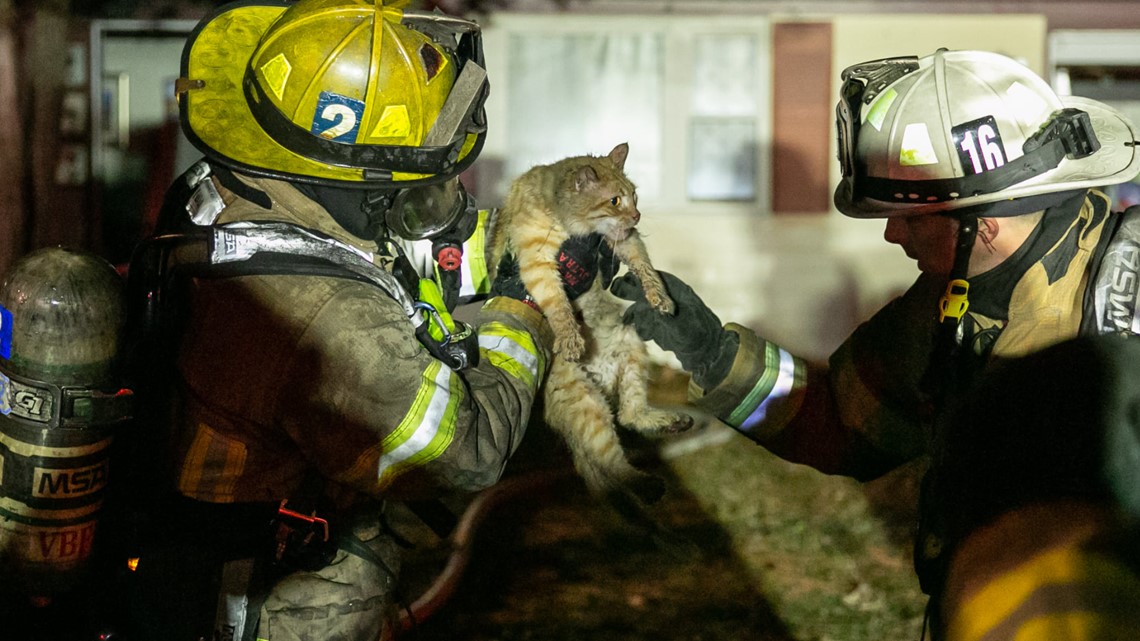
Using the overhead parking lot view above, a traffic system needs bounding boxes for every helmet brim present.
[179,2,483,188]
[835,96,1140,219]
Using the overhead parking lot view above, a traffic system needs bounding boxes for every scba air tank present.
[0,247,131,597]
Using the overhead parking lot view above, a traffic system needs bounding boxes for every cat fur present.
[489,142,694,506]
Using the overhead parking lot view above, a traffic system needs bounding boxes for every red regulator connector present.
[436,245,463,271]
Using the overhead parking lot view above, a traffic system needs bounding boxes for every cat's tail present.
[575,452,664,505]
[577,459,702,561]
[602,485,703,562]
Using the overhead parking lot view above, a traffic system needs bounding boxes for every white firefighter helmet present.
[834,49,1140,218]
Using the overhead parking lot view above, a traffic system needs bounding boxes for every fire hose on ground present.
[380,466,574,640]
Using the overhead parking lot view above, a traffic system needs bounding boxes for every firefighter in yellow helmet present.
[118,1,585,639]
[610,49,1140,639]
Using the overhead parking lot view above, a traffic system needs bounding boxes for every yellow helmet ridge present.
[180,0,488,187]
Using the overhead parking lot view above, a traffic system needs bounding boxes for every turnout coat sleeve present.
[686,193,1113,481]
[688,273,944,481]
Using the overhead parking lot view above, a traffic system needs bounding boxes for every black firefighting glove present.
[610,270,739,389]
[490,233,615,304]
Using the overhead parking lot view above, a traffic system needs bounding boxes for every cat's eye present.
[610,196,621,206]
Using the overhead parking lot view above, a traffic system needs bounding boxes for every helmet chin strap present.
[922,213,979,408]
[363,189,396,239]
[949,214,978,292]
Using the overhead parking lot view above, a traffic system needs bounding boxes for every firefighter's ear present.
[977,217,1000,254]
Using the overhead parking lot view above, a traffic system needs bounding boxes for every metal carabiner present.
[414,301,479,370]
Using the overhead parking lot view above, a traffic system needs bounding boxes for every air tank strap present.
[132,221,478,370]
[0,367,132,429]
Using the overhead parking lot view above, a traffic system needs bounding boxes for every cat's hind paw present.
[662,413,694,434]
[554,332,586,362]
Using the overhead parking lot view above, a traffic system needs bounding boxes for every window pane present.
[691,34,758,116]
[688,117,756,201]
[689,34,759,200]
[507,32,663,197]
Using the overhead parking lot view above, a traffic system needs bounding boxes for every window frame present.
[479,13,772,216]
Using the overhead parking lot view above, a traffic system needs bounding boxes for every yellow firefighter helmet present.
[179,0,488,189]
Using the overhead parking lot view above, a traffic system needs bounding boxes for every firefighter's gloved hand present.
[488,253,531,303]
[490,233,610,305]
[610,270,739,388]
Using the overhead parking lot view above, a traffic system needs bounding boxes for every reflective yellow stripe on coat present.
[375,318,544,489]
[377,360,460,488]
[946,545,1140,641]
[478,320,544,388]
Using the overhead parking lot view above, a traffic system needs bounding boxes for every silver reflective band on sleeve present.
[738,345,799,433]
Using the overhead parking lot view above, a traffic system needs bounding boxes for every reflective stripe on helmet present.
[857,109,1101,204]
[241,64,480,176]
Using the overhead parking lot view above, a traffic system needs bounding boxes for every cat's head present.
[561,143,641,242]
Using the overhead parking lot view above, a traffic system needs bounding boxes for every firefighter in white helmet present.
[118,1,589,639]
[611,49,1140,639]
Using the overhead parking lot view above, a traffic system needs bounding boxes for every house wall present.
[67,3,1140,364]
[477,11,1057,362]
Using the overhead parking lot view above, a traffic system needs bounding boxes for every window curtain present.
[506,31,663,197]
[688,33,759,201]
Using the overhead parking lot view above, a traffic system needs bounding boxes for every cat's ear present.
[608,143,629,170]
[575,165,599,191]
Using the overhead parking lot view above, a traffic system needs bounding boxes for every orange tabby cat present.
[489,143,693,505]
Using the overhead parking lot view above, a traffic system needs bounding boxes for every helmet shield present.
[834,50,1140,218]
[179,0,488,188]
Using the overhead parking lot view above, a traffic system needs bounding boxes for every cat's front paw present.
[555,331,586,362]
[646,291,675,315]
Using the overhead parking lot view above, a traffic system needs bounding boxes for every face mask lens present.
[386,179,464,240]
